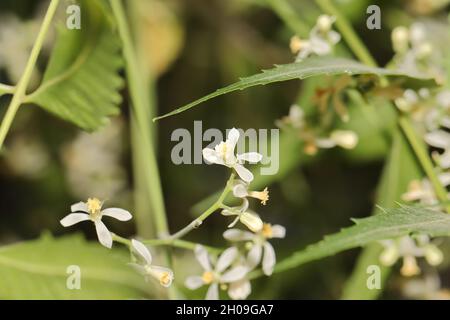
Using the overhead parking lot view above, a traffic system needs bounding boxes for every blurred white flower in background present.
[185,245,249,300]
[4,135,49,178]
[0,3,54,87]
[129,239,174,287]
[60,198,132,248]
[290,15,341,61]
[224,223,286,276]
[379,235,443,277]
[202,128,262,182]
[62,119,128,200]
[402,272,450,300]
[402,173,450,207]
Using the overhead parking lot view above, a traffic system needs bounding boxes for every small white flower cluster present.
[184,128,285,299]
[379,235,443,277]
[277,104,358,155]
[397,88,450,208]
[60,198,174,288]
[402,272,450,300]
[290,15,341,61]
[391,23,445,83]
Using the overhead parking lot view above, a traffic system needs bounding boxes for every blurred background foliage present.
[0,0,450,299]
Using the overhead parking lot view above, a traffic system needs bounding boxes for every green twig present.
[111,233,223,254]
[110,0,169,235]
[0,0,59,149]
[169,173,235,240]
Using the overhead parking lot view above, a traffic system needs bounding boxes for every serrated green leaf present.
[341,129,422,299]
[154,56,432,121]
[0,233,151,299]
[26,0,123,131]
[253,205,448,279]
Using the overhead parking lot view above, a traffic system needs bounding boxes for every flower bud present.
[239,211,263,232]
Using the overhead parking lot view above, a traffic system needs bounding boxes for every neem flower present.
[224,223,286,276]
[129,239,174,287]
[202,128,262,183]
[185,245,248,300]
[60,198,132,248]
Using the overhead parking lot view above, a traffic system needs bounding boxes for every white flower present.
[60,198,132,248]
[403,273,450,300]
[129,239,174,287]
[290,15,340,61]
[202,128,262,183]
[284,105,305,129]
[379,235,443,277]
[233,180,269,205]
[221,199,264,232]
[185,245,248,300]
[315,130,358,150]
[424,130,450,169]
[228,278,252,300]
[224,223,286,276]
[402,173,450,205]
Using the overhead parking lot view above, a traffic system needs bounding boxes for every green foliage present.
[26,0,123,131]
[260,205,447,278]
[0,233,149,299]
[154,56,432,121]
[341,129,423,299]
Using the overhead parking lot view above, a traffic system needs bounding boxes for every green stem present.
[169,173,235,240]
[0,84,15,94]
[111,233,222,254]
[265,0,310,37]
[0,0,59,149]
[110,0,169,235]
[316,0,449,212]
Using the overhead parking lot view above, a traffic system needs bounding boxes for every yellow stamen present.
[261,223,273,239]
[160,272,172,286]
[401,255,421,277]
[202,271,214,284]
[87,198,102,218]
[220,284,228,291]
[249,187,269,205]
[289,36,303,54]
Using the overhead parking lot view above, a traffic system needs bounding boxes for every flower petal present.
[94,220,113,249]
[70,202,88,213]
[221,265,248,283]
[226,128,240,151]
[232,184,248,198]
[202,148,224,165]
[271,225,286,238]
[424,130,450,149]
[237,152,263,163]
[234,164,254,183]
[227,216,240,228]
[101,208,132,221]
[206,283,219,300]
[247,243,262,270]
[262,242,276,276]
[185,276,204,290]
[131,239,152,265]
[216,247,238,273]
[228,280,251,300]
[60,213,90,227]
[195,245,212,271]
[223,229,254,242]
